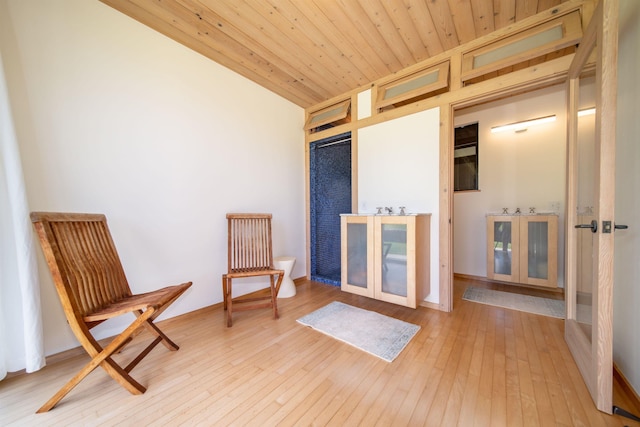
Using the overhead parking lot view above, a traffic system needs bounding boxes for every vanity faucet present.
[385,207,393,214]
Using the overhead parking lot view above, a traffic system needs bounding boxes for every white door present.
[564,0,619,413]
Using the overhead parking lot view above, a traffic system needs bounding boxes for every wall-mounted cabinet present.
[486,214,558,288]
[341,214,430,308]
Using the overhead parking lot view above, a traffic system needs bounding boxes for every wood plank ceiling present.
[100,0,568,108]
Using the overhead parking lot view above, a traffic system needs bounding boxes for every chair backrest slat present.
[31,213,132,319]
[227,213,274,273]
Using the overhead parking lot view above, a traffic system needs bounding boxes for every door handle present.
[575,219,597,233]
[603,221,629,233]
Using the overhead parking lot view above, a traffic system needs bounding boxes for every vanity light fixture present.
[578,107,596,117]
[490,114,556,133]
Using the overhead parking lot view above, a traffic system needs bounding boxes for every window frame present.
[461,10,582,83]
[374,61,449,111]
[304,99,351,131]
[454,122,479,192]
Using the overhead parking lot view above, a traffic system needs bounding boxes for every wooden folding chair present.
[30,212,192,412]
[222,213,284,327]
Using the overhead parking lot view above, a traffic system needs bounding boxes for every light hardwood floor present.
[1,278,639,426]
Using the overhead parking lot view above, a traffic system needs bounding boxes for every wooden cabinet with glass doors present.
[487,214,558,288]
[340,214,430,308]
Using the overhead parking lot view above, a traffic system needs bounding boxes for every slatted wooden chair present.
[30,212,192,413]
[222,213,284,327]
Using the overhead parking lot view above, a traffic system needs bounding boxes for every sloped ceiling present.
[100,0,568,108]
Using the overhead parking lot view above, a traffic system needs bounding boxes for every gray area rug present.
[297,301,420,362]
[462,286,565,319]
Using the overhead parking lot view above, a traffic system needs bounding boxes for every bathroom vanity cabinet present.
[340,214,430,308]
[486,214,558,288]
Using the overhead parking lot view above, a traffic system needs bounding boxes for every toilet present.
[274,256,296,298]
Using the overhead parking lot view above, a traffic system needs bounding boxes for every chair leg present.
[37,309,156,413]
[136,314,179,351]
[124,336,163,372]
[274,271,284,319]
[270,275,279,320]
[100,357,146,395]
[222,274,228,311]
[133,310,180,352]
[225,276,233,327]
[274,270,284,296]
[133,285,191,352]
[222,274,234,327]
[37,355,146,413]
[223,273,282,326]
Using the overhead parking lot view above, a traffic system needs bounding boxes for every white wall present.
[614,0,640,399]
[1,0,305,356]
[358,108,440,303]
[453,85,571,287]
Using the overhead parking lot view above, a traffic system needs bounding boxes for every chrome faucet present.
[385,207,393,214]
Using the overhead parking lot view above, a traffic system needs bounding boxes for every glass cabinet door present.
[375,216,417,308]
[486,215,520,283]
[526,221,548,280]
[380,223,408,297]
[519,215,558,287]
[493,220,513,276]
[341,216,374,297]
[346,222,369,287]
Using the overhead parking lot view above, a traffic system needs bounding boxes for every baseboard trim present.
[419,300,442,311]
[454,273,564,295]
[614,363,640,412]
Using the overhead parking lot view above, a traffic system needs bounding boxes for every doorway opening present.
[451,85,569,308]
[309,132,352,285]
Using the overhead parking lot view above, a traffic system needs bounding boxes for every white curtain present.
[0,50,45,380]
